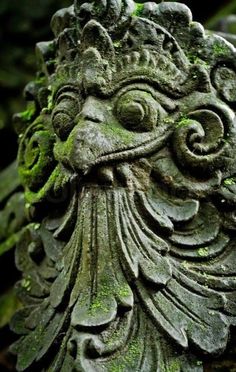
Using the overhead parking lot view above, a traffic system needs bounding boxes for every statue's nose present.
[76,96,105,124]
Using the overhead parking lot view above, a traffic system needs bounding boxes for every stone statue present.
[10,1,236,371]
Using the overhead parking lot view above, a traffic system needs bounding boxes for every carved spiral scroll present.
[172,109,228,173]
[18,120,56,193]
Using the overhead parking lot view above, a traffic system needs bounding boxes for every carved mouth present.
[57,123,171,186]
[94,127,170,168]
[80,129,170,189]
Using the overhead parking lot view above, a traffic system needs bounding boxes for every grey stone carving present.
[10,1,236,371]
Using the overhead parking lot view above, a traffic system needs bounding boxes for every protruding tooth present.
[116,163,133,187]
[131,51,140,65]
[124,55,131,65]
[97,166,114,185]
[140,49,150,67]
[149,54,157,68]
[116,60,123,71]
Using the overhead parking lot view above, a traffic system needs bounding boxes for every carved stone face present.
[41,18,236,194]
[53,82,166,178]
[13,2,236,371]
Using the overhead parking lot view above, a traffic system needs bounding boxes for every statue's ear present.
[80,20,115,63]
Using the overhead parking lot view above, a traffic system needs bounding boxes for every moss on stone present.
[113,41,121,48]
[132,3,144,17]
[108,340,140,372]
[182,261,190,269]
[47,94,53,110]
[125,340,140,362]
[101,124,135,145]
[18,126,56,197]
[117,284,130,298]
[224,177,236,186]
[35,76,47,85]
[175,115,190,129]
[197,247,209,257]
[167,359,181,372]
[109,364,125,372]
[88,283,111,315]
[187,53,209,67]
[21,277,31,292]
[89,299,109,314]
[213,43,229,56]
[19,103,36,122]
[24,165,61,204]
[163,117,175,125]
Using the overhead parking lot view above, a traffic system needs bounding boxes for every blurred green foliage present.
[205,0,236,29]
[0,0,71,170]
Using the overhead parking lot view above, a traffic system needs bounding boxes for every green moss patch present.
[197,247,209,257]
[132,3,144,17]
[19,102,36,122]
[213,43,230,57]
[224,177,236,186]
[175,115,190,129]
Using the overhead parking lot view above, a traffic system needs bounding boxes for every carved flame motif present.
[12,1,236,371]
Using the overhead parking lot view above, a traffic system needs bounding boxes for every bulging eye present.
[115,90,159,131]
[52,91,81,140]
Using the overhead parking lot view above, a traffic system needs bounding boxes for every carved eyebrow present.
[114,83,177,112]
[99,62,187,102]
[54,85,81,101]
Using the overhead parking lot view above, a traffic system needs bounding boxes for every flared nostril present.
[75,96,106,124]
[75,111,104,124]
[84,114,103,123]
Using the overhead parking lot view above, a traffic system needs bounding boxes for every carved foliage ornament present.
[11,1,236,371]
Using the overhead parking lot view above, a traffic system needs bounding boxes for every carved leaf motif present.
[113,190,172,284]
[52,189,133,327]
[136,269,229,354]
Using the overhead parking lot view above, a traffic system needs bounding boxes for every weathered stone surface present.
[9,1,236,371]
